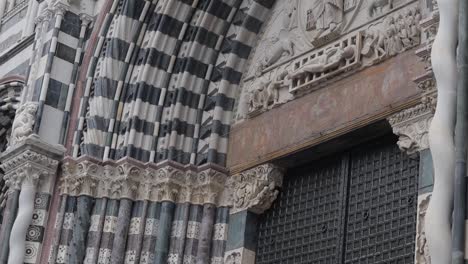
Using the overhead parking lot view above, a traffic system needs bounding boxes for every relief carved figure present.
[368,0,394,17]
[258,3,296,71]
[9,103,38,148]
[416,195,431,264]
[289,45,356,79]
[361,8,421,61]
[306,0,344,46]
[249,70,289,113]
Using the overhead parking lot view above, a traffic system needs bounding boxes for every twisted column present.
[426,0,459,263]
[8,172,38,264]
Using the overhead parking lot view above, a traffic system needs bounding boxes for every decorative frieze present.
[60,157,228,205]
[239,1,423,119]
[61,158,284,212]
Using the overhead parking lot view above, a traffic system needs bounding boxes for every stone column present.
[0,135,64,264]
[223,164,284,264]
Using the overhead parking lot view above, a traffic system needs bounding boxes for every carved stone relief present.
[224,164,284,214]
[8,102,38,149]
[388,102,434,156]
[61,158,284,213]
[416,194,431,264]
[238,0,421,120]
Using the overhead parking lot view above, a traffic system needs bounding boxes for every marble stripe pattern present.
[50,0,276,263]
[74,0,274,167]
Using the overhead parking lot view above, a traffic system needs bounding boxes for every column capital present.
[79,13,93,27]
[0,134,65,191]
[388,103,434,156]
[225,163,284,215]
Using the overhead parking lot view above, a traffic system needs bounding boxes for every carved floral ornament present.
[388,102,434,155]
[60,158,284,211]
[0,147,60,190]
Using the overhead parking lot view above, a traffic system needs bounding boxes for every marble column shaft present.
[110,199,133,264]
[196,204,216,264]
[0,191,19,264]
[67,196,93,264]
[153,201,175,264]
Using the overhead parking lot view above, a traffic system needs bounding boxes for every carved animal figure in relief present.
[368,0,394,17]
[9,103,38,148]
[289,45,356,79]
[259,4,296,71]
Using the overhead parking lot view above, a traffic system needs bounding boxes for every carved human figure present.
[263,70,289,109]
[384,17,403,56]
[289,45,355,79]
[425,0,458,263]
[307,0,343,34]
[361,28,386,61]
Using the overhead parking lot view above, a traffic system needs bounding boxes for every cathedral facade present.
[0,0,451,263]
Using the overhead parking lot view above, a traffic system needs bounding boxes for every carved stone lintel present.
[0,134,65,191]
[388,103,434,156]
[224,164,284,215]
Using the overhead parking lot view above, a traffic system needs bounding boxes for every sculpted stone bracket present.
[0,134,64,191]
[226,164,284,214]
[388,102,434,156]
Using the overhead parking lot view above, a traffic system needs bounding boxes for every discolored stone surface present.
[227,51,426,173]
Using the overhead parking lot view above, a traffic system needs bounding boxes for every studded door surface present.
[256,138,419,264]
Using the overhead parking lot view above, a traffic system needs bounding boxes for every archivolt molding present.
[61,158,284,211]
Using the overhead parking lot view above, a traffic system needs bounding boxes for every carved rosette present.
[0,135,64,191]
[61,157,229,205]
[224,164,284,214]
[388,103,434,156]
